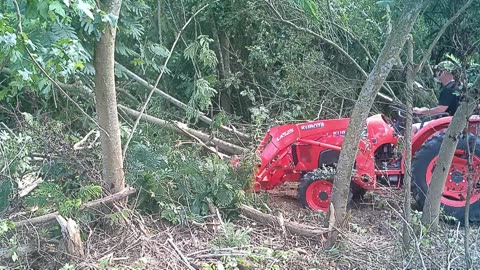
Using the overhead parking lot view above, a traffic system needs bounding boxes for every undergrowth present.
[126,131,255,224]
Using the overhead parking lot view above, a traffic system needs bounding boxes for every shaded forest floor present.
[14,183,480,270]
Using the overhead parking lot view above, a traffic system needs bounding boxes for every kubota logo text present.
[300,122,324,130]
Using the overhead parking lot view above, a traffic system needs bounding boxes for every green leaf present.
[184,42,199,61]
[0,88,8,100]
[304,0,319,21]
[149,44,169,57]
[102,13,118,27]
[38,1,50,19]
[74,61,84,70]
[131,58,145,66]
[18,68,33,81]
[77,0,94,20]
[0,222,8,234]
[49,1,66,18]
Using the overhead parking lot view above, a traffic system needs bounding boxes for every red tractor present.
[253,106,480,223]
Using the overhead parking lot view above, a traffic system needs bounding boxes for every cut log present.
[118,105,247,155]
[56,215,84,258]
[239,204,330,239]
[115,63,249,141]
[13,187,136,227]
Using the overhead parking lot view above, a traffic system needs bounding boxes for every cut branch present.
[12,187,136,227]
[115,63,249,141]
[118,105,246,155]
[239,204,330,239]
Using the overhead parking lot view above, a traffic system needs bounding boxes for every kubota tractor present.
[253,106,480,223]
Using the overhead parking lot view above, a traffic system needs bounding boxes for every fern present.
[186,78,218,118]
[24,182,65,208]
[124,0,151,16]
[58,198,82,217]
[78,185,102,201]
[184,41,200,61]
[49,23,77,43]
[116,41,139,57]
[148,43,169,58]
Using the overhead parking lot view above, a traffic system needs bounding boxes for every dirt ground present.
[9,183,480,270]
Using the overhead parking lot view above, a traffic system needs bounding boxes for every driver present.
[412,60,461,133]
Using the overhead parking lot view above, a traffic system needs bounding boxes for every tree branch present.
[12,187,136,227]
[239,204,330,239]
[416,0,474,73]
[118,104,246,155]
[114,63,250,141]
[263,0,396,102]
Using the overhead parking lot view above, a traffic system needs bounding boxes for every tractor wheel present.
[412,133,480,224]
[298,171,334,212]
[298,170,366,212]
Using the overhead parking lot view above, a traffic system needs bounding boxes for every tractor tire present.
[412,133,480,224]
[298,170,366,212]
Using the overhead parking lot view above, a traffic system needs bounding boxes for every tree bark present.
[219,31,233,114]
[211,19,233,114]
[157,0,163,45]
[56,215,84,258]
[239,204,330,238]
[402,36,415,251]
[421,74,480,229]
[94,0,125,193]
[327,0,427,247]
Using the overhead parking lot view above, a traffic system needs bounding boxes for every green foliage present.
[0,220,19,266]
[213,222,252,248]
[289,0,320,21]
[126,138,250,224]
[0,130,34,213]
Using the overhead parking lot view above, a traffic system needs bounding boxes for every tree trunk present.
[157,0,163,45]
[327,0,427,247]
[402,36,415,251]
[94,0,125,193]
[211,19,233,114]
[421,74,480,229]
[219,31,233,114]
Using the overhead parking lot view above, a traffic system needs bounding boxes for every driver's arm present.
[413,105,448,115]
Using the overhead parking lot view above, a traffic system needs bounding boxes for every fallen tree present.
[118,105,247,156]
[239,204,331,239]
[115,63,249,141]
[12,187,136,227]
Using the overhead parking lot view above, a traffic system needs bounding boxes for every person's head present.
[432,60,456,85]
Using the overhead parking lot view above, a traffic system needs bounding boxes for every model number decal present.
[333,130,346,136]
[276,128,294,142]
[300,122,324,130]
